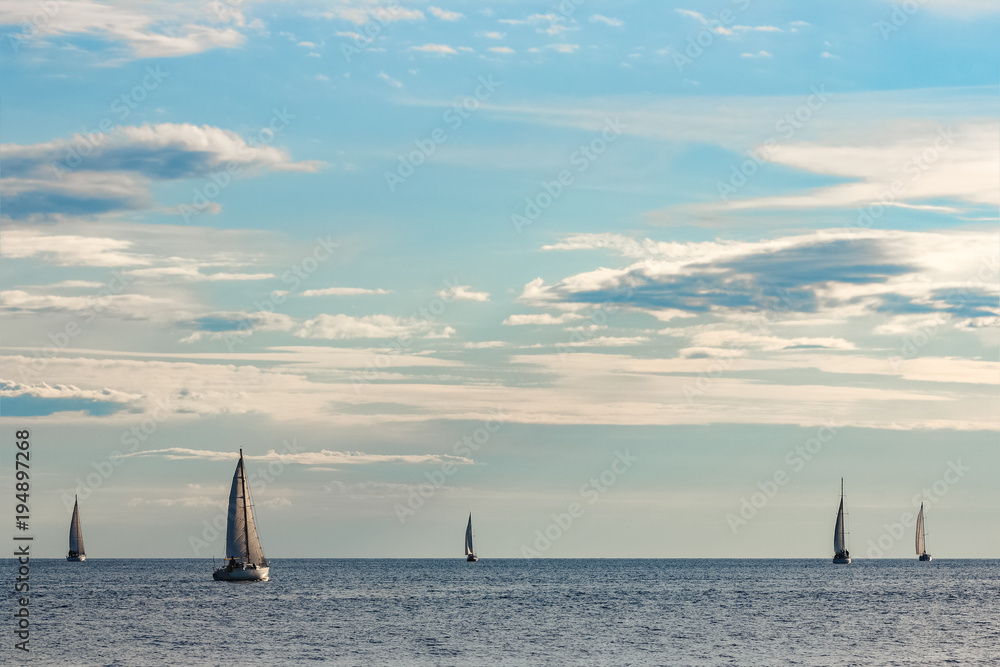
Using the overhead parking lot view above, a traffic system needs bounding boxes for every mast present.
[240,449,249,562]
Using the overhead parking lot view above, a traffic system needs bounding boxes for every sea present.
[7,558,1000,665]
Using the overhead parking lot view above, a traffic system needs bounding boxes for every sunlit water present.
[8,559,1000,665]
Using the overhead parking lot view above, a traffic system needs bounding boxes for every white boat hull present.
[213,566,269,581]
[833,556,851,564]
[67,556,86,562]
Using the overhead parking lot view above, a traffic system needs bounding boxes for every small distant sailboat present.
[67,495,86,562]
[833,478,851,564]
[465,513,478,562]
[916,502,932,562]
[213,449,270,581]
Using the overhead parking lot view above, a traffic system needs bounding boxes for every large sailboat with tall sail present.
[833,478,851,564]
[916,502,932,561]
[67,495,86,562]
[465,513,478,562]
[213,450,270,581]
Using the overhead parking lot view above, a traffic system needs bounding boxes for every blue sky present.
[1,0,998,558]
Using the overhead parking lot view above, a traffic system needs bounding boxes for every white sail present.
[68,496,85,557]
[834,497,846,554]
[916,504,925,555]
[465,513,475,556]
[224,451,267,566]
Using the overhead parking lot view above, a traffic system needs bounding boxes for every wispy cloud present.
[409,43,458,55]
[300,287,392,297]
[377,71,403,88]
[589,14,624,27]
[437,284,490,302]
[428,6,464,21]
[125,447,473,465]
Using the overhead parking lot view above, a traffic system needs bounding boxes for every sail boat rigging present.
[213,449,270,581]
[465,513,478,562]
[67,495,86,562]
[833,478,851,564]
[916,502,932,561]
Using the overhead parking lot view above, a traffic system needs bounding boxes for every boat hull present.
[213,566,269,581]
[832,556,851,564]
[919,554,932,562]
[466,555,478,562]
[67,556,86,562]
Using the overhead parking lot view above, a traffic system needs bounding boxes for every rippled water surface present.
[9,558,1000,665]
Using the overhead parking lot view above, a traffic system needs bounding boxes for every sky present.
[0,0,998,559]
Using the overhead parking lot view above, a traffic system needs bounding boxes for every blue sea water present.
[6,558,1000,665]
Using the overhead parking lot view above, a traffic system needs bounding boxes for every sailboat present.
[916,502,932,561]
[67,495,86,562]
[833,478,851,564]
[465,513,478,562]
[213,449,270,581]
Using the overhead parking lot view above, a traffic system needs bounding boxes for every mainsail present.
[465,513,475,556]
[225,450,267,566]
[834,497,846,554]
[69,496,85,557]
[916,503,926,555]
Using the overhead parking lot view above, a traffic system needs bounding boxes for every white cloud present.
[437,284,490,302]
[300,287,391,297]
[2,123,324,220]
[547,43,579,54]
[308,6,424,25]
[720,121,998,212]
[125,447,473,465]
[409,43,458,55]
[0,0,247,58]
[503,313,585,326]
[733,25,782,32]
[295,314,455,340]
[488,46,515,54]
[377,71,403,88]
[741,50,772,58]
[0,380,140,404]
[589,14,624,27]
[480,31,505,39]
[464,341,509,349]
[428,6,464,21]
[0,289,185,321]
